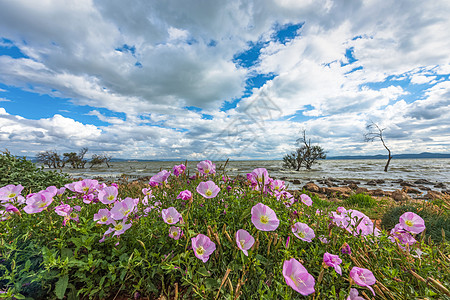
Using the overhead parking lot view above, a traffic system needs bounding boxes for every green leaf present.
[197,266,210,277]
[55,274,69,299]
[204,278,219,290]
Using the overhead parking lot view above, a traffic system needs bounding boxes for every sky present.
[0,0,449,160]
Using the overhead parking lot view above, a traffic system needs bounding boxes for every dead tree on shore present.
[364,122,392,172]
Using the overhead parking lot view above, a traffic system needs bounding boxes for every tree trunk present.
[384,151,392,172]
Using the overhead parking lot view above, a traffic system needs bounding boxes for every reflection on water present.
[45,159,450,191]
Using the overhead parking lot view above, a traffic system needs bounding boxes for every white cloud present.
[0,0,449,158]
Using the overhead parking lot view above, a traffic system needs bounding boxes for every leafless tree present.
[364,122,392,172]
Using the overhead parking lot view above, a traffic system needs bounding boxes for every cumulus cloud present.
[0,0,449,158]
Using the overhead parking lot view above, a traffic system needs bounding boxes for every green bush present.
[381,204,450,243]
[344,193,377,208]
[0,150,72,193]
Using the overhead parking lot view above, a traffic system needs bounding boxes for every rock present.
[434,182,447,189]
[366,180,377,186]
[416,185,431,191]
[400,181,416,187]
[327,177,340,182]
[348,183,359,190]
[392,179,404,183]
[304,182,320,193]
[391,189,412,202]
[443,190,450,195]
[401,186,422,194]
[414,179,433,185]
[368,189,386,196]
[424,190,450,200]
[343,180,361,185]
[324,187,352,198]
[355,187,369,194]
[325,180,337,187]
[375,179,385,184]
[292,179,301,184]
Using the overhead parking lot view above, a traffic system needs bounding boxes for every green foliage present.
[381,203,450,243]
[0,166,449,299]
[344,193,377,208]
[0,150,72,193]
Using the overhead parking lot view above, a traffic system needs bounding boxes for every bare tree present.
[364,122,392,172]
[283,130,326,170]
[37,151,65,169]
[90,154,112,168]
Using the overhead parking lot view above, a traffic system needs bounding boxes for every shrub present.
[381,204,450,243]
[344,193,377,208]
[0,150,72,193]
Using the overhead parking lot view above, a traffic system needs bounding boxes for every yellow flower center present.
[172,231,178,236]
[8,193,16,198]
[260,215,269,224]
[196,246,205,256]
[298,232,306,238]
[167,216,174,223]
[101,216,108,222]
[82,187,89,192]
[115,224,123,231]
[205,169,210,174]
[205,189,212,197]
[405,220,413,227]
[38,202,47,208]
[240,239,246,248]
[107,195,115,201]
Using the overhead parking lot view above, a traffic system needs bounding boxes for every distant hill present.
[327,152,450,160]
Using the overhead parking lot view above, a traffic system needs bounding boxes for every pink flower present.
[94,208,112,224]
[300,194,312,206]
[172,164,186,177]
[270,180,285,192]
[110,197,138,220]
[23,192,54,214]
[341,243,352,255]
[282,258,316,295]
[251,203,279,231]
[292,222,315,242]
[249,168,270,186]
[0,184,25,204]
[389,223,417,249]
[54,204,71,217]
[197,160,216,175]
[149,170,170,186]
[71,179,99,194]
[347,288,364,300]
[191,234,216,262]
[332,209,380,237]
[235,229,255,256]
[169,226,183,240]
[161,207,182,224]
[349,267,376,296]
[196,181,220,198]
[177,190,193,201]
[104,219,133,237]
[98,186,118,204]
[399,212,425,234]
[323,252,342,275]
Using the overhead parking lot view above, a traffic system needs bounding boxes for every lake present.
[47,158,450,192]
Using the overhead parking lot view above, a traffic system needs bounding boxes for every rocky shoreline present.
[293,177,450,202]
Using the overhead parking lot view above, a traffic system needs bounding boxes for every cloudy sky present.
[0,0,449,160]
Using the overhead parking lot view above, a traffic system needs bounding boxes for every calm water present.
[49,159,450,192]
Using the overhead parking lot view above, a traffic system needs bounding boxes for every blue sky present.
[0,0,449,160]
